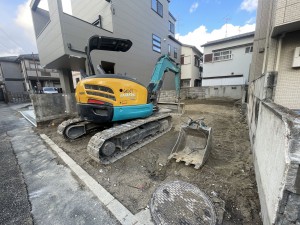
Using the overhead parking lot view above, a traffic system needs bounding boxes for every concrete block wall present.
[158,85,243,102]
[248,75,300,225]
[31,94,77,124]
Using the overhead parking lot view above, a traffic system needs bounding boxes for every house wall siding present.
[32,0,180,90]
[0,61,26,93]
[181,46,201,87]
[203,36,253,86]
[274,31,300,109]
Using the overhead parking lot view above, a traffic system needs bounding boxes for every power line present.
[0,41,13,52]
[0,27,29,53]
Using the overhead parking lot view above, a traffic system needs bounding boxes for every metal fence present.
[7,91,31,103]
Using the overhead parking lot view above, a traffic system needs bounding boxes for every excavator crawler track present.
[57,118,83,137]
[57,118,104,140]
[87,113,172,164]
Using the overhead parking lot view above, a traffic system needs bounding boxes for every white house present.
[202,32,254,86]
[180,44,202,87]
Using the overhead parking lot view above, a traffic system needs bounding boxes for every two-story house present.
[202,32,254,86]
[180,44,203,87]
[0,56,26,102]
[17,54,60,92]
[0,54,61,102]
[30,0,181,92]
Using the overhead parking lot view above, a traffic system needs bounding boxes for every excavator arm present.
[147,54,181,105]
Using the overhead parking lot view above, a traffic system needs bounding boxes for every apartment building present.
[0,54,60,102]
[180,44,202,87]
[202,32,254,86]
[247,0,300,224]
[17,54,60,91]
[30,0,181,92]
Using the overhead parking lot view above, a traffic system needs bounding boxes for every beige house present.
[180,44,202,87]
[30,0,181,92]
[248,0,300,224]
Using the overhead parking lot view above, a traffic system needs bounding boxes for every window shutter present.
[204,54,213,63]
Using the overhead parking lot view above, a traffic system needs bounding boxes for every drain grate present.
[150,181,216,225]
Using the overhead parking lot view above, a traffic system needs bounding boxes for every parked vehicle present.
[42,87,58,94]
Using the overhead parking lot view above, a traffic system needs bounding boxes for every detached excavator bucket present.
[168,119,212,169]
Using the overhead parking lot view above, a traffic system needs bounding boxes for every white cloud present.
[240,0,258,12]
[176,23,256,51]
[0,47,23,57]
[0,0,72,56]
[14,0,36,46]
[189,2,199,13]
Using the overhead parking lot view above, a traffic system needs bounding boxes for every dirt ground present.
[37,99,262,225]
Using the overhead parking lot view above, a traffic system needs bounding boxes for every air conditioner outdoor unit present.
[292,47,300,68]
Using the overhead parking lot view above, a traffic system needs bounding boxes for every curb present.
[40,134,153,225]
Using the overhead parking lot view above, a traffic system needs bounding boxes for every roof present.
[182,44,203,56]
[0,54,40,63]
[201,31,255,47]
[17,54,39,61]
[0,56,18,63]
[168,35,182,46]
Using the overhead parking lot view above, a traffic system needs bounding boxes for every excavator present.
[57,35,181,164]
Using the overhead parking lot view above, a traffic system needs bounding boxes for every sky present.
[0,0,257,56]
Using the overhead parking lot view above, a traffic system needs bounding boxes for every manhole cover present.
[150,181,216,225]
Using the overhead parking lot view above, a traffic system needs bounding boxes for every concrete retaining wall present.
[31,94,77,124]
[248,75,300,225]
[158,85,243,102]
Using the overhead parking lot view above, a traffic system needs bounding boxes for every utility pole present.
[32,52,41,93]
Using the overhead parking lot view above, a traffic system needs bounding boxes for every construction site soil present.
[37,99,262,225]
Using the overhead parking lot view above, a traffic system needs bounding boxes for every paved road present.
[0,104,32,225]
[0,103,119,225]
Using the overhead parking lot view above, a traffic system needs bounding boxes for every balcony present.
[30,0,113,70]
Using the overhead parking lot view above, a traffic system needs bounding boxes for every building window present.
[194,56,201,67]
[194,79,201,87]
[204,54,213,63]
[174,48,178,59]
[180,55,184,64]
[213,50,232,61]
[29,63,42,70]
[169,21,175,34]
[181,79,190,87]
[152,34,161,53]
[181,55,191,65]
[152,0,163,17]
[245,46,253,53]
[168,44,171,56]
[92,16,102,28]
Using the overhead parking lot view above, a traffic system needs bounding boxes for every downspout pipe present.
[275,33,286,72]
